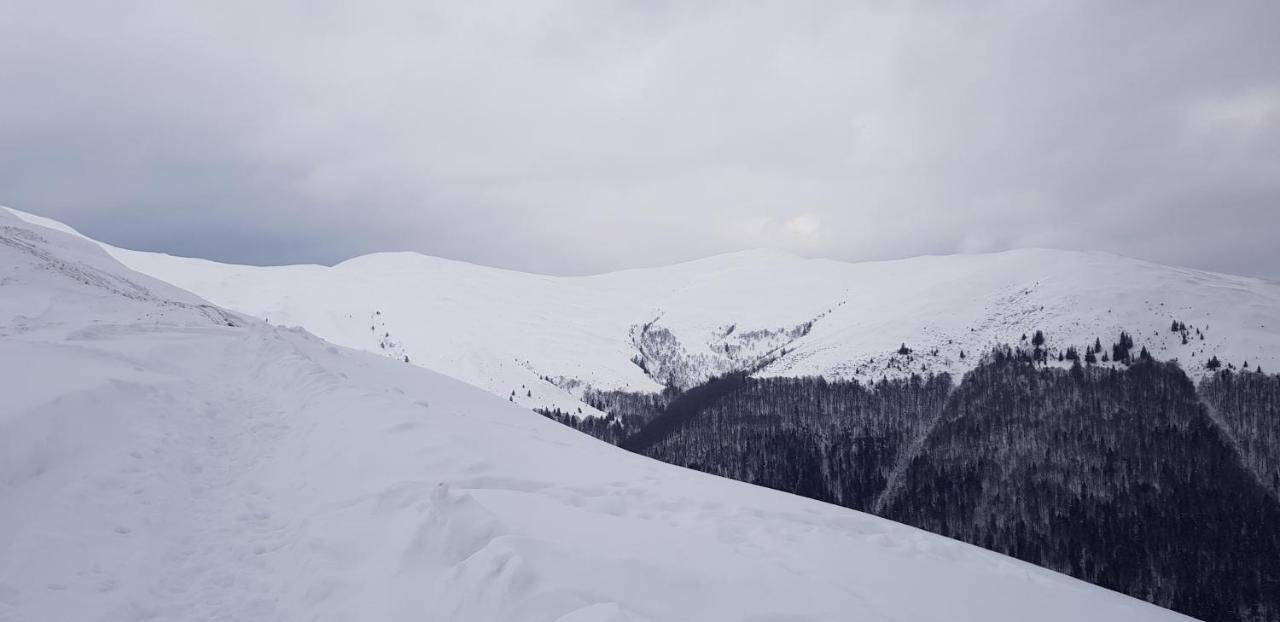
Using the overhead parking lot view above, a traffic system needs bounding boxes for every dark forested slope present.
[1200,370,1280,500]
[636,374,951,512]
[549,349,1280,621]
[878,354,1280,622]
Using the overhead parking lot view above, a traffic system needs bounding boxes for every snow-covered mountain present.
[0,209,1196,621]
[9,207,1278,417]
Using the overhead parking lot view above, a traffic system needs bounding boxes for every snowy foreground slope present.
[9,207,1277,417]
[0,215,1194,620]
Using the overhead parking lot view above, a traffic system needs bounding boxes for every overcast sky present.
[2,1,1278,278]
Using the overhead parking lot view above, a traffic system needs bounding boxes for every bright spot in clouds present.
[784,215,822,239]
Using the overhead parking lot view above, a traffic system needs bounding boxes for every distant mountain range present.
[11,207,1278,419]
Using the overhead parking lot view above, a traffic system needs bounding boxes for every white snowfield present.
[0,209,1195,621]
[8,207,1276,417]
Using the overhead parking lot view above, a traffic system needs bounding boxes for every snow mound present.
[0,209,1192,620]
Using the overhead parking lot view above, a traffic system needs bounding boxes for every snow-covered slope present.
[0,210,1195,621]
[9,207,1276,416]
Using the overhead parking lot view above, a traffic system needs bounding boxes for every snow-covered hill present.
[9,207,1277,417]
[0,209,1196,621]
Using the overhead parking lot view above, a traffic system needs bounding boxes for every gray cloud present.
[2,1,1278,277]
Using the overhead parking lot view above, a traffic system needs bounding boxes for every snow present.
[9,206,1276,416]
[0,208,1193,620]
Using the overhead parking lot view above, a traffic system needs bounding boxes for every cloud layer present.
[2,1,1278,277]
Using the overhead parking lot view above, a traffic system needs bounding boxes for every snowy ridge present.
[0,208,1193,620]
[9,207,1276,417]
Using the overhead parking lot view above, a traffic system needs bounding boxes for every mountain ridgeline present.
[545,345,1280,622]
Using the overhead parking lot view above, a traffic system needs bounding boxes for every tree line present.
[544,342,1280,621]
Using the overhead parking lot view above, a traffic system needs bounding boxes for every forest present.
[546,345,1280,622]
